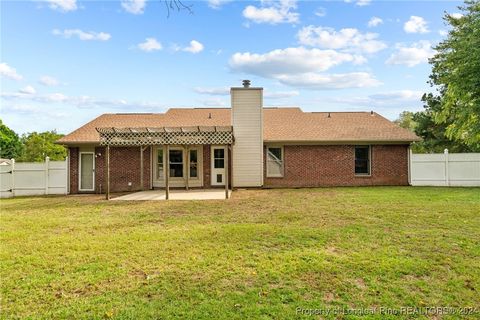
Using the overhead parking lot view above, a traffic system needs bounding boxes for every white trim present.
[211,145,226,186]
[266,145,284,178]
[79,152,95,191]
[152,145,203,188]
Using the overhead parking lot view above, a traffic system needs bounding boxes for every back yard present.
[1,187,479,319]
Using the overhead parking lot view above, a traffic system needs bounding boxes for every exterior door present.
[79,152,95,191]
[211,146,226,186]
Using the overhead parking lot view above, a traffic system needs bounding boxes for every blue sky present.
[0,0,462,134]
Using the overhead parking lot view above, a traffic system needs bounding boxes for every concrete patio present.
[111,189,232,201]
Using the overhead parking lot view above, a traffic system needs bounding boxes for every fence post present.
[11,159,15,197]
[45,156,50,195]
[444,149,449,186]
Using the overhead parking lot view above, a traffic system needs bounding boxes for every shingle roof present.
[57,107,419,144]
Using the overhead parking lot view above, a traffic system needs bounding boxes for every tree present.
[18,131,67,162]
[394,111,417,131]
[0,119,23,159]
[413,93,474,153]
[426,0,480,150]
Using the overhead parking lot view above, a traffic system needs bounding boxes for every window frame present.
[188,148,199,179]
[266,145,284,178]
[169,148,184,178]
[354,145,371,176]
[156,148,164,180]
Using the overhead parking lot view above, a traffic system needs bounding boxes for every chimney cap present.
[242,80,251,88]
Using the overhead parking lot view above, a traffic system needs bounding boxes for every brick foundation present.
[264,144,409,187]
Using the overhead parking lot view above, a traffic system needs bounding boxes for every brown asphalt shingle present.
[57,107,419,144]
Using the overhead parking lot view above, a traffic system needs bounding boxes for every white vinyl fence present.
[410,149,480,186]
[0,157,68,198]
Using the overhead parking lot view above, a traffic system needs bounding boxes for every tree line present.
[396,0,479,153]
[0,119,67,161]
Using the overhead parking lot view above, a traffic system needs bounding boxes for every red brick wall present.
[69,147,79,193]
[264,144,409,187]
[69,146,151,193]
[203,145,211,188]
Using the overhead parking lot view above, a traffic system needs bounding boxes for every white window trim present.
[155,147,165,180]
[188,147,201,180]
[354,145,372,177]
[168,147,185,180]
[266,145,284,178]
[78,152,95,191]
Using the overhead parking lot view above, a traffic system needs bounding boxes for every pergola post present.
[140,146,144,191]
[185,145,189,191]
[225,144,229,199]
[165,144,170,200]
[106,144,110,200]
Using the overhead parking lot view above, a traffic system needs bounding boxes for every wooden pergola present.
[96,126,234,200]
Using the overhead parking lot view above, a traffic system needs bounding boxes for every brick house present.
[58,81,419,195]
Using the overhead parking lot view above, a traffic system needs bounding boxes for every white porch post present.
[165,144,170,200]
[106,145,110,200]
[225,144,229,199]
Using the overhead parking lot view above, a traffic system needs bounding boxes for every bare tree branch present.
[163,0,193,18]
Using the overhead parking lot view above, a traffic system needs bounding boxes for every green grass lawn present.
[1,187,479,319]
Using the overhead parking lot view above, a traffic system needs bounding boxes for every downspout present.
[407,145,412,186]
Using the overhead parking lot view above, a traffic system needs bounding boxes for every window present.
[214,148,224,169]
[267,146,283,177]
[189,149,198,178]
[169,149,183,178]
[157,148,164,179]
[355,146,370,175]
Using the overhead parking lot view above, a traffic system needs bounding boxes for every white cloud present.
[207,0,232,9]
[52,29,111,41]
[438,30,448,36]
[230,47,357,77]
[404,16,429,34]
[1,91,166,111]
[1,104,69,119]
[327,90,424,117]
[264,90,299,99]
[194,87,229,95]
[450,13,463,19]
[368,16,383,27]
[121,0,147,14]
[229,47,379,90]
[19,86,36,95]
[194,86,299,99]
[45,0,77,12]
[243,0,299,25]
[183,40,204,54]
[0,63,23,81]
[138,38,162,52]
[345,0,371,6]
[297,25,387,54]
[39,76,60,86]
[276,72,381,89]
[314,7,326,17]
[386,41,434,67]
[198,97,227,107]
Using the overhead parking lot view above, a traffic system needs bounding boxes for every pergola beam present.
[96,126,233,147]
[106,145,110,200]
